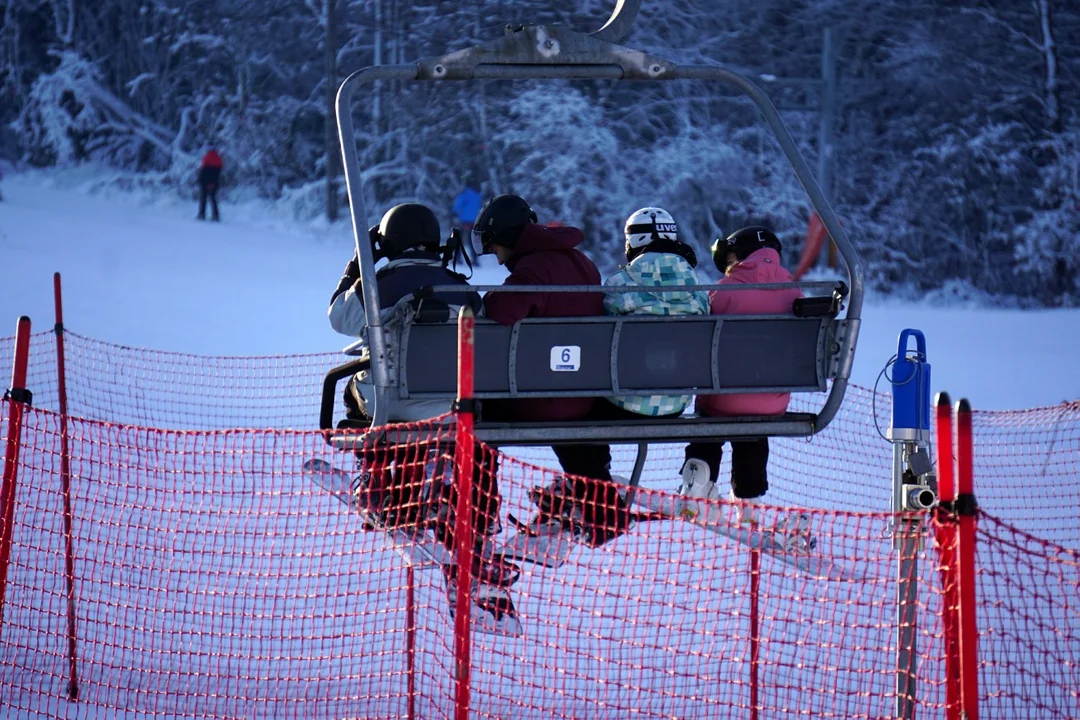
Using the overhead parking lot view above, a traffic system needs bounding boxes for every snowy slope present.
[2,170,1076,409]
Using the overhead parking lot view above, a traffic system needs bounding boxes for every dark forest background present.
[1,0,1077,303]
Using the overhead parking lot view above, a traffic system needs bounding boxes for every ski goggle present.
[471,227,490,256]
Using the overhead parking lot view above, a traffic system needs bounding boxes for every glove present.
[368,225,385,262]
[344,250,360,281]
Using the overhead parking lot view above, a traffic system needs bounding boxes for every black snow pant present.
[198,183,220,221]
[685,437,770,500]
[482,398,634,546]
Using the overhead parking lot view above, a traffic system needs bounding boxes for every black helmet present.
[376,203,441,259]
[711,225,781,272]
[471,194,537,255]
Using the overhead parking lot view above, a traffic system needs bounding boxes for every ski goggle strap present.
[446,228,474,278]
[626,221,678,241]
[368,225,385,262]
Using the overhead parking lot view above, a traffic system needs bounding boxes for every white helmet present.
[624,207,678,250]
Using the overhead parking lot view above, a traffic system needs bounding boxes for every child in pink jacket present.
[679,226,812,547]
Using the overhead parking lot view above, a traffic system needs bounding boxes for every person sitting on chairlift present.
[678,225,816,552]
[329,202,523,628]
[594,206,709,421]
[329,202,478,427]
[473,194,629,548]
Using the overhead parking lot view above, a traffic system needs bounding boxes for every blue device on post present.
[891,329,931,435]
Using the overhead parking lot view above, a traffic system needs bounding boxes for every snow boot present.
[678,459,722,524]
[443,562,524,636]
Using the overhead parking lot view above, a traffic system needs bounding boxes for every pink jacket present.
[696,248,802,418]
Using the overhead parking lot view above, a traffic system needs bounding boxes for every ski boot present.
[728,489,763,526]
[525,476,630,548]
[525,476,583,533]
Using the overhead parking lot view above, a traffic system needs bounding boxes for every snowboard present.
[611,476,860,582]
[302,457,524,636]
[495,514,577,569]
[494,505,670,569]
[302,458,451,567]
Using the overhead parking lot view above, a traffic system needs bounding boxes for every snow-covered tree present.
[1,0,1077,303]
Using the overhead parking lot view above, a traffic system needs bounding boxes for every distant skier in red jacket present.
[197,148,223,221]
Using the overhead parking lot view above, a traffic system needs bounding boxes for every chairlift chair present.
[321,0,864,486]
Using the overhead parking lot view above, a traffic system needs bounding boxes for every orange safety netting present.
[0,331,1077,718]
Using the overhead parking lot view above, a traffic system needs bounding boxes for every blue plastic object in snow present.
[891,329,931,433]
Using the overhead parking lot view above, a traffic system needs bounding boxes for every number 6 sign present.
[550,346,581,372]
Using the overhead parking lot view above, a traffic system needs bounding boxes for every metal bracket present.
[610,319,623,394]
[418,25,673,81]
[709,318,724,391]
[507,322,521,396]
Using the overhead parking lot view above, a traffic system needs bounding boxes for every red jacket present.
[484,224,603,421]
[696,248,803,417]
[198,150,223,189]
[200,150,223,169]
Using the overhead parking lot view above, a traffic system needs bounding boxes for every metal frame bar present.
[426,281,844,294]
[328,413,820,451]
[409,312,829,324]
[335,23,863,437]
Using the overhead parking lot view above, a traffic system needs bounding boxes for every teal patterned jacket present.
[603,253,709,416]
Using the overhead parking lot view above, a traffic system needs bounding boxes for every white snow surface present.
[0,168,1077,410]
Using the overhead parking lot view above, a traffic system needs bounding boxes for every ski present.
[611,475,860,581]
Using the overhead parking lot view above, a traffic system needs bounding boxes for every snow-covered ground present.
[1,168,1077,410]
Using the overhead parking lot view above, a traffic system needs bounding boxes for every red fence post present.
[451,307,476,720]
[954,399,979,720]
[0,316,33,631]
[405,565,416,720]
[933,391,960,720]
[54,273,81,699]
[748,548,761,720]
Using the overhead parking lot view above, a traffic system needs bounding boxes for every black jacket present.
[328,249,480,335]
